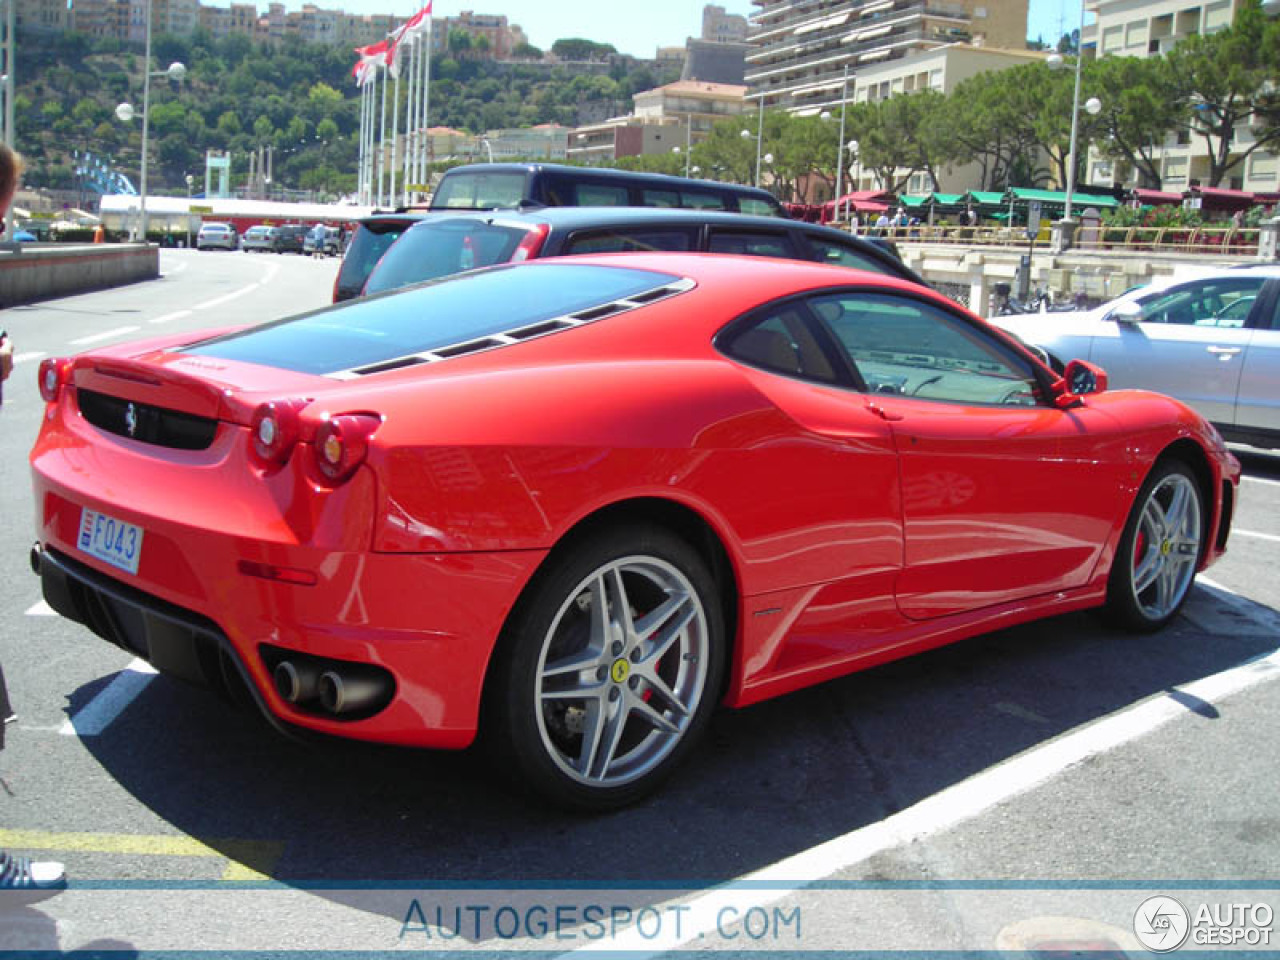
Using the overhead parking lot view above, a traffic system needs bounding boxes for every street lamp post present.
[1048,8,1101,251]
[116,48,185,242]
[740,97,765,187]
[834,65,849,215]
[184,173,193,247]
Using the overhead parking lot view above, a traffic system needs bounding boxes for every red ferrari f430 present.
[30,254,1239,809]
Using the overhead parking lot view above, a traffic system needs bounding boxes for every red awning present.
[1133,188,1182,206]
[1187,186,1255,210]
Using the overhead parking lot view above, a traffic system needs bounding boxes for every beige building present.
[1085,0,1277,192]
[849,43,1047,193]
[746,0,1028,114]
[703,3,750,42]
[429,10,529,59]
[633,80,749,140]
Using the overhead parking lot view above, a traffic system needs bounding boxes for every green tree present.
[1087,56,1183,188]
[1166,0,1280,186]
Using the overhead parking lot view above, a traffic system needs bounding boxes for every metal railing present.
[838,222,1261,255]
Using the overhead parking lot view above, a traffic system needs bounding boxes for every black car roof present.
[438,162,777,197]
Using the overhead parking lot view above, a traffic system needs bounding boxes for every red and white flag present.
[352,39,389,86]
[387,2,432,76]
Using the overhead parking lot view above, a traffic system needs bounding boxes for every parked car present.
[993,265,1280,449]
[31,253,1238,810]
[272,224,308,254]
[332,211,432,301]
[430,162,786,217]
[350,207,923,302]
[241,225,278,252]
[195,222,238,251]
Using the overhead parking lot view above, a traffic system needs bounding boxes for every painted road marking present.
[13,350,46,365]
[193,284,260,311]
[1234,528,1280,543]
[562,643,1280,957]
[70,325,141,346]
[25,600,55,616]
[1241,475,1280,488]
[150,309,193,325]
[59,658,157,738]
[0,828,281,882]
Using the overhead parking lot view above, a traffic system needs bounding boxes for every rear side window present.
[739,198,779,217]
[642,189,680,208]
[805,237,894,274]
[564,229,694,254]
[575,183,631,205]
[682,191,727,211]
[335,222,412,300]
[364,220,534,295]
[719,305,836,382]
[707,230,795,258]
[431,171,527,209]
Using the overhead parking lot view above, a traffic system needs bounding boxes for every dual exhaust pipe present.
[273,658,393,716]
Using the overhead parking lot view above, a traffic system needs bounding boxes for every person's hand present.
[0,334,12,384]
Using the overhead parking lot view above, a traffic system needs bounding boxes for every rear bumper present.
[30,404,547,749]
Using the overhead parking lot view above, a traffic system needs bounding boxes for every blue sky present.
[228,0,1074,59]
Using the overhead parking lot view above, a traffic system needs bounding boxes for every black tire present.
[482,524,726,812]
[1105,459,1205,632]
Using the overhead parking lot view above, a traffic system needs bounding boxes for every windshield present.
[430,171,527,210]
[184,263,681,376]
[365,219,534,295]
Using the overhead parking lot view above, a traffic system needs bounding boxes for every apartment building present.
[428,10,529,59]
[703,3,750,42]
[850,43,1046,192]
[15,0,73,33]
[1086,0,1276,192]
[746,0,1028,114]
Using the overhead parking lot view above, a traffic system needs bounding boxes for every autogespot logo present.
[1135,896,1191,952]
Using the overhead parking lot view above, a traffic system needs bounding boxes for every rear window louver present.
[338,277,694,379]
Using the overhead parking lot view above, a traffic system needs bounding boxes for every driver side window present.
[811,293,1044,406]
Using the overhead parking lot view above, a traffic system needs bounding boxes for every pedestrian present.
[309,222,327,259]
[0,143,68,894]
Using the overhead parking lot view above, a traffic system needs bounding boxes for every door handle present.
[866,401,904,422]
[1206,346,1241,356]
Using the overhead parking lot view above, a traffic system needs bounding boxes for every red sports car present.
[30,254,1239,810]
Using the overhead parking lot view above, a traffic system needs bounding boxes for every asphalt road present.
[0,249,1276,956]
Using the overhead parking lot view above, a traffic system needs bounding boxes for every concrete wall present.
[0,244,159,307]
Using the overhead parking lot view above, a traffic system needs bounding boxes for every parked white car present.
[196,222,239,251]
[994,265,1280,449]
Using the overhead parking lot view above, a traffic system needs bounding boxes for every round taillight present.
[249,399,305,470]
[312,413,380,484]
[38,357,73,404]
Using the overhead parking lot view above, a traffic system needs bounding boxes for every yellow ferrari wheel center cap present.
[611,659,630,684]
[1161,540,1172,556]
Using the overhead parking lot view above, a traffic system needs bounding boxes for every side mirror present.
[1054,359,1109,408]
[1107,301,1143,325]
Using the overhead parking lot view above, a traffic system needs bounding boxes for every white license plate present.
[77,508,145,576]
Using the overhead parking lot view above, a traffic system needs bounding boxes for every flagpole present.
[357,71,366,203]
[402,38,415,206]
[390,45,401,207]
[421,18,432,201]
[376,59,388,207]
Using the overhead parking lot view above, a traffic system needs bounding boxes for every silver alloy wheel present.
[1129,472,1202,621]
[534,555,710,788]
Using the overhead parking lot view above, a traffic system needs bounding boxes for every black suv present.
[337,207,923,303]
[272,224,309,254]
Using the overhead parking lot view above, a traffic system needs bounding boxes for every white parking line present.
[563,643,1280,957]
[150,309,193,325]
[58,658,158,737]
[25,600,55,616]
[1234,528,1280,543]
[70,325,141,346]
[1242,475,1280,488]
[13,350,46,364]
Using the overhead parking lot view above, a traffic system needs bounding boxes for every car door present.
[806,290,1132,621]
[1235,280,1280,435]
[1086,275,1270,426]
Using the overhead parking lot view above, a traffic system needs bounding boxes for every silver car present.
[994,265,1280,449]
[196,222,239,251]
[241,225,277,252]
